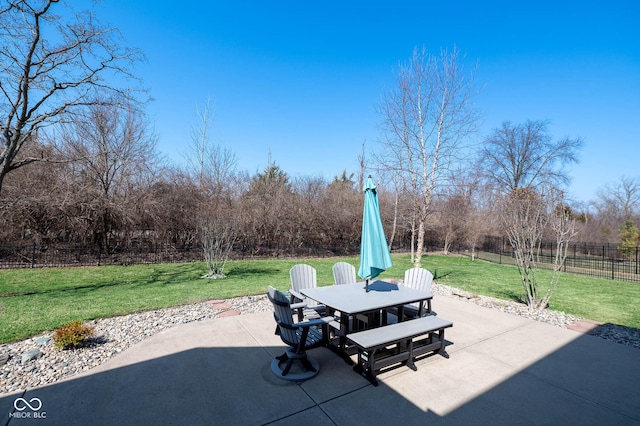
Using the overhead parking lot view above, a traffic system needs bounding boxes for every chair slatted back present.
[332,262,356,285]
[403,268,434,314]
[268,286,298,346]
[404,267,434,293]
[290,264,320,307]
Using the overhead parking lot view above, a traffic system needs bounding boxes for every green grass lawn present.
[418,255,640,330]
[1,254,638,344]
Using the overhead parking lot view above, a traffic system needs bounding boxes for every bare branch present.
[377,46,481,266]
[0,0,145,192]
[479,120,584,194]
[499,186,578,311]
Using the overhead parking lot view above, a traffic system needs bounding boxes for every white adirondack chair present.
[289,264,325,320]
[402,267,434,318]
[332,262,357,285]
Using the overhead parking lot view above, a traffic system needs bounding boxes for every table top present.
[300,280,433,315]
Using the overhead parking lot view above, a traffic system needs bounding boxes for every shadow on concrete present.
[320,330,640,425]
[1,318,639,425]
[582,323,640,351]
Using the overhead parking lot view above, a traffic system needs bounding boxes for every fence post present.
[636,246,639,276]
[611,256,615,281]
[31,242,36,268]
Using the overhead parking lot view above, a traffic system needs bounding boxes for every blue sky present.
[96,0,639,204]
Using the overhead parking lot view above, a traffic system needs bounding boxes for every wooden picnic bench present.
[346,316,453,386]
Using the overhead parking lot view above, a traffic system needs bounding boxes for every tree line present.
[1,1,639,266]
[1,126,637,259]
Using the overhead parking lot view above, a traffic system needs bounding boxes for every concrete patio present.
[2,294,639,425]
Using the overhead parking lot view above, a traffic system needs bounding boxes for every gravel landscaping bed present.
[1,284,638,394]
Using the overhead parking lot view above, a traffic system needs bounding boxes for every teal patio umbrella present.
[358,176,393,291]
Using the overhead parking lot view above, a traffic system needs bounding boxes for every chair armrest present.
[289,288,305,302]
[290,301,307,310]
[295,316,333,328]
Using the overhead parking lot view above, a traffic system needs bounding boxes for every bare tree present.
[201,216,236,279]
[480,120,582,310]
[379,169,404,252]
[59,98,158,250]
[465,181,501,260]
[545,201,579,307]
[437,194,471,254]
[0,0,143,193]
[187,97,235,237]
[592,176,640,239]
[479,120,583,194]
[0,139,69,242]
[184,95,239,277]
[434,166,483,255]
[320,173,360,252]
[147,168,203,247]
[582,175,640,247]
[239,160,294,254]
[499,187,577,311]
[185,96,237,196]
[377,46,480,266]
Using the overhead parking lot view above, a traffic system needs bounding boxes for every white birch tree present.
[378,46,480,266]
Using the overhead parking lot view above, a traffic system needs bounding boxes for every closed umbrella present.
[358,176,393,292]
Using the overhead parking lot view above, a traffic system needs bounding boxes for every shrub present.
[52,321,95,350]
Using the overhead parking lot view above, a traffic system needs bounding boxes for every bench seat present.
[346,316,453,386]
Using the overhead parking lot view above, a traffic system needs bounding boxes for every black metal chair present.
[267,285,331,381]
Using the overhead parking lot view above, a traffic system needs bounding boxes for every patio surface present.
[1,294,639,425]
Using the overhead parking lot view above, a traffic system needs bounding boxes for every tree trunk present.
[414,220,425,267]
[388,190,399,251]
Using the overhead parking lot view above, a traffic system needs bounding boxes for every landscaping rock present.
[35,337,52,345]
[21,348,43,364]
[0,353,9,366]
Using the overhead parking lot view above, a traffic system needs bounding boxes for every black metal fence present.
[0,243,204,268]
[3,238,638,284]
[0,241,363,269]
[476,236,640,283]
